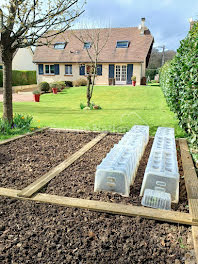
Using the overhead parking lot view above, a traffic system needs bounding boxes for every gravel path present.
[0,93,34,102]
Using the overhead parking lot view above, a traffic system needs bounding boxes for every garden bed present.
[0,196,195,264]
[43,135,188,213]
[0,129,197,263]
[0,130,97,189]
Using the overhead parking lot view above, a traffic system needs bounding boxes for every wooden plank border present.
[179,139,198,263]
[0,127,49,146]
[0,187,196,226]
[179,139,198,219]
[18,133,107,198]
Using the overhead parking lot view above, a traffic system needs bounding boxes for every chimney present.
[140,17,146,35]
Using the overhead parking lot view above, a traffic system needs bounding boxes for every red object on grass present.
[52,88,58,94]
[34,94,40,102]
[132,81,136,86]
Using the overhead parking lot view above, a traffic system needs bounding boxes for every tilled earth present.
[0,197,195,264]
[0,130,97,189]
[0,130,194,263]
[44,135,188,212]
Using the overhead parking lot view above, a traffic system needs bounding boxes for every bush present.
[0,70,36,87]
[55,81,66,91]
[49,82,62,91]
[160,21,198,146]
[146,69,158,81]
[65,81,73,87]
[39,82,50,93]
[73,78,87,87]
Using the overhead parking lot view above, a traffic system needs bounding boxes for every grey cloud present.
[76,0,198,50]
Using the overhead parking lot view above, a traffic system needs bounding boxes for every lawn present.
[0,85,186,138]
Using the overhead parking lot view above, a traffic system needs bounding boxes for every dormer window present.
[84,42,91,49]
[54,42,66,50]
[116,41,129,48]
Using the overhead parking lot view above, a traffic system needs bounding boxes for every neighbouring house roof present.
[33,27,154,64]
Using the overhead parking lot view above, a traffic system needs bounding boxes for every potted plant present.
[131,76,136,86]
[50,82,59,94]
[32,90,41,102]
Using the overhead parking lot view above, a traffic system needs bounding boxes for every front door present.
[115,65,127,85]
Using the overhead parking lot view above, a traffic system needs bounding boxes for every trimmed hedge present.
[160,22,198,146]
[0,70,36,87]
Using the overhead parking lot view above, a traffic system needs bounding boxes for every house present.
[33,18,154,86]
[0,47,36,71]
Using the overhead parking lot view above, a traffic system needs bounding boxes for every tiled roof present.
[33,27,154,64]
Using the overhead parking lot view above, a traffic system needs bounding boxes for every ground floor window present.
[65,65,72,75]
[0,65,3,70]
[45,65,55,74]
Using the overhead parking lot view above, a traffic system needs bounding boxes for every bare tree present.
[73,25,110,107]
[0,0,84,123]
[148,48,176,69]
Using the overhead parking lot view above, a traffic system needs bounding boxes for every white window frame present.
[45,64,55,75]
[54,42,66,50]
[115,64,127,84]
[116,41,129,48]
[65,64,72,75]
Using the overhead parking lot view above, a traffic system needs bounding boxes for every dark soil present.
[44,136,188,213]
[0,130,97,189]
[0,197,195,264]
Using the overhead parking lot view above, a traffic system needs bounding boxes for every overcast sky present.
[74,0,198,51]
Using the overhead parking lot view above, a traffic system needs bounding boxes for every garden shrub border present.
[0,70,36,86]
[160,21,198,147]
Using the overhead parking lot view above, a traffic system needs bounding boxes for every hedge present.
[160,22,198,146]
[0,70,36,87]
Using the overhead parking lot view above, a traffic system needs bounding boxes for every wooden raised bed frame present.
[0,128,198,262]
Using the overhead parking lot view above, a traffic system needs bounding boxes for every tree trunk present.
[2,51,13,123]
[87,75,91,107]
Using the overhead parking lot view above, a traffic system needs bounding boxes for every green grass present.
[0,128,35,140]
[0,85,186,138]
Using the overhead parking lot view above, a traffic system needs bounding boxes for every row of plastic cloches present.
[94,125,149,196]
[141,127,179,210]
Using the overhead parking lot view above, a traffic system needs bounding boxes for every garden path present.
[0,92,34,102]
